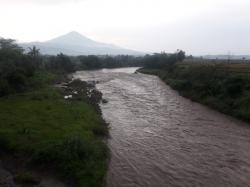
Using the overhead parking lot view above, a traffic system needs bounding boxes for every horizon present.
[1,0,250,55]
[3,30,250,57]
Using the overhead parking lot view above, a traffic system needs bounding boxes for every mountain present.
[20,31,142,56]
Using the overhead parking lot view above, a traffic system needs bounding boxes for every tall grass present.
[0,87,109,187]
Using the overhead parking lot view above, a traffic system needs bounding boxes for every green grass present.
[0,87,108,187]
[28,71,57,87]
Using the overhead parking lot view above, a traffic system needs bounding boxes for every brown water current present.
[74,68,250,187]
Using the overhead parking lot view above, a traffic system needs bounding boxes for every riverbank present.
[138,63,250,123]
[79,67,250,186]
[0,77,109,187]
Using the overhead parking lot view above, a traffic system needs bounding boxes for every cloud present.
[1,0,250,54]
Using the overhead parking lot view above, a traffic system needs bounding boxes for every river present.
[74,67,250,187]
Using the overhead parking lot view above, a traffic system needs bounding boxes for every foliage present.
[0,37,185,97]
[0,39,77,96]
[139,63,250,122]
[45,53,75,73]
[78,55,143,70]
[0,87,108,187]
[142,50,186,69]
[27,46,42,69]
[0,38,110,186]
[0,39,35,96]
[77,51,185,70]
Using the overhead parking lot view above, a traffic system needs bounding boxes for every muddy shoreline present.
[74,68,250,187]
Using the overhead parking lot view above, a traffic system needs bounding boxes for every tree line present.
[0,39,76,96]
[0,38,185,96]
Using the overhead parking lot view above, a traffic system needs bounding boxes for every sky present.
[0,0,250,55]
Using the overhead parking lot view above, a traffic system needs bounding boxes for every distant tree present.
[79,55,102,70]
[27,46,42,69]
[0,39,24,61]
[0,38,23,53]
[28,46,40,58]
[176,49,185,62]
[142,51,186,69]
[186,55,193,59]
[55,53,75,73]
[0,38,35,96]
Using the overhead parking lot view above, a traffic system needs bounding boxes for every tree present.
[176,49,185,62]
[0,38,23,52]
[28,46,40,58]
[79,55,102,70]
[27,46,42,69]
[0,38,35,96]
[0,39,24,61]
[55,53,75,73]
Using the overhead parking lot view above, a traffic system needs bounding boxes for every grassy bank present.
[138,63,250,122]
[0,81,109,187]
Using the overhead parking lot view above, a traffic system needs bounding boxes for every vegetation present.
[142,50,185,69]
[1,36,249,186]
[78,55,142,70]
[139,58,250,122]
[0,38,109,186]
[0,87,108,186]
[0,39,76,96]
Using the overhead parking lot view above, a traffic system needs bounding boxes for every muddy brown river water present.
[74,67,250,187]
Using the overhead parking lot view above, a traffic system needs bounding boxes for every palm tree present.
[28,46,40,57]
[28,46,41,68]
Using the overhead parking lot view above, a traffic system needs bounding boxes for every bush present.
[222,76,246,97]
[168,79,191,90]
[140,63,250,122]
[32,136,108,186]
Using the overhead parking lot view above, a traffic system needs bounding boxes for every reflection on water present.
[74,67,250,187]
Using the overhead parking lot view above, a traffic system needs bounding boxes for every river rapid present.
[74,67,250,187]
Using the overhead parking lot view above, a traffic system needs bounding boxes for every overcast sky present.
[0,0,250,55]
